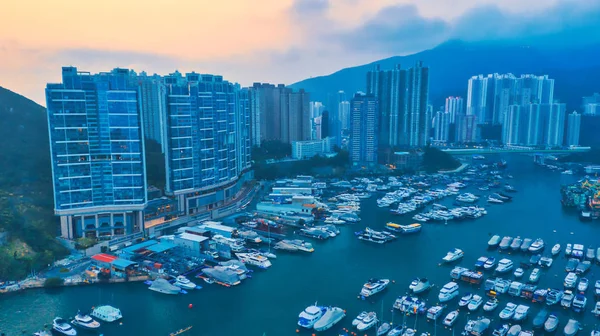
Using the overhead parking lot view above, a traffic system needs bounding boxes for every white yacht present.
[356,312,378,331]
[313,307,345,331]
[174,275,198,290]
[298,304,327,328]
[52,318,77,336]
[149,278,181,295]
[443,310,459,326]
[213,234,245,252]
[236,252,272,269]
[360,278,390,297]
[528,268,541,283]
[352,311,368,326]
[499,302,517,320]
[513,305,530,321]
[468,295,484,311]
[71,311,100,329]
[459,293,473,307]
[552,244,561,255]
[442,248,464,263]
[513,268,524,278]
[564,272,578,288]
[495,258,514,273]
[438,282,460,302]
[90,305,122,322]
[483,298,499,311]
[528,239,545,253]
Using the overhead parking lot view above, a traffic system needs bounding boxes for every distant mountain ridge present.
[290,40,600,111]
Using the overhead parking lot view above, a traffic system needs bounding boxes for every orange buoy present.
[296,329,299,333]
[188,303,193,309]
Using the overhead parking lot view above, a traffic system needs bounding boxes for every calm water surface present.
[1,155,596,336]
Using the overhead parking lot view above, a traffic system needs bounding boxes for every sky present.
[1,0,599,105]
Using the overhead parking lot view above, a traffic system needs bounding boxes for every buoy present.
[312,333,316,336]
[296,329,299,333]
[188,303,193,309]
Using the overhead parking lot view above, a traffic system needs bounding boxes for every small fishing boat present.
[544,314,559,332]
[510,237,523,250]
[520,238,533,252]
[507,325,521,336]
[551,244,561,256]
[563,319,580,336]
[376,322,391,336]
[488,235,501,248]
[499,236,513,250]
[513,268,524,278]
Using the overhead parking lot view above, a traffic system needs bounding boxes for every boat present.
[565,273,578,288]
[71,311,100,329]
[566,258,579,272]
[551,244,561,256]
[438,282,460,302]
[519,330,534,336]
[459,293,473,307]
[352,311,368,327]
[528,239,545,253]
[492,324,509,336]
[520,238,533,252]
[203,277,215,284]
[90,305,122,322]
[451,267,469,279]
[572,244,585,259]
[174,275,198,290]
[513,305,529,321]
[504,185,517,193]
[467,318,491,336]
[484,278,498,291]
[577,278,589,292]
[564,319,580,336]
[149,278,181,295]
[385,222,422,234]
[592,330,600,336]
[496,258,514,273]
[546,289,564,305]
[443,310,459,326]
[33,331,52,336]
[529,254,541,265]
[442,248,464,263]
[538,256,553,268]
[395,296,426,314]
[356,312,377,331]
[475,256,489,269]
[511,237,523,250]
[426,305,444,320]
[360,278,390,297]
[298,304,327,328]
[314,307,346,331]
[236,252,272,269]
[484,298,499,311]
[411,278,431,294]
[532,309,548,329]
[528,268,541,283]
[596,280,600,297]
[509,282,524,297]
[499,236,513,250]
[499,303,517,319]
[356,228,395,244]
[587,247,596,260]
[376,323,391,336]
[402,328,416,336]
[468,295,484,311]
[488,196,504,204]
[566,244,573,256]
[495,279,512,294]
[507,325,521,336]
[597,247,600,263]
[592,302,600,316]
[387,326,404,336]
[488,235,501,248]
[562,290,575,307]
[572,294,587,313]
[287,239,314,252]
[484,257,497,270]
[544,314,559,332]
[513,268,524,278]
[52,318,77,336]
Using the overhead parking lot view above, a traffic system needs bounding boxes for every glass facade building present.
[45,67,147,239]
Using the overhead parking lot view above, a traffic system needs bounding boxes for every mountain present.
[0,86,66,279]
[289,40,600,111]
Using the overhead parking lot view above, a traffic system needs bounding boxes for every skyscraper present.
[407,62,430,147]
[456,115,478,143]
[163,72,251,215]
[338,101,351,131]
[349,92,378,167]
[249,83,284,143]
[523,104,548,146]
[567,111,581,146]
[137,73,167,152]
[309,101,324,119]
[321,110,330,139]
[46,67,147,239]
[546,103,566,147]
[280,88,311,143]
[445,97,464,124]
[433,110,450,143]
[582,93,600,116]
[502,105,524,145]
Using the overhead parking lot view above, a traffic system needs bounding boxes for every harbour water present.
[0,155,596,336]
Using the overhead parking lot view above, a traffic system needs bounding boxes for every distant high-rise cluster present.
[582,93,600,116]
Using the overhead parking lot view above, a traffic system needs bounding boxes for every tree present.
[421,146,460,173]
[44,277,64,288]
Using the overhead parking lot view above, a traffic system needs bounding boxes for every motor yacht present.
[507,325,521,336]
[528,239,545,253]
[356,312,377,331]
[551,244,561,255]
[592,302,600,317]
[520,238,533,252]
[577,278,589,293]
[352,311,368,326]
[561,290,575,307]
[563,319,580,336]
[538,256,553,268]
[387,326,404,336]
[566,258,579,272]
[443,310,459,326]
[410,278,430,294]
[426,305,444,320]
[510,237,523,250]
[499,303,517,320]
[376,322,391,336]
[575,260,591,274]
[488,235,501,248]
[544,314,559,332]
[572,294,587,313]
[438,282,460,302]
[492,324,509,336]
[298,304,327,328]
[33,331,51,336]
[595,280,600,296]
[360,278,390,297]
[52,318,77,336]
[174,275,198,290]
[149,278,181,295]
[513,305,529,321]
[528,268,541,283]
[484,257,497,270]
[513,268,524,278]
[508,282,523,297]
[90,305,122,322]
[564,272,578,288]
[483,298,499,311]
[71,311,100,329]
[495,259,514,273]
[587,247,596,260]
[468,295,483,311]
[459,293,473,307]
[475,256,488,269]
[572,244,585,259]
[529,254,541,265]
[494,279,512,294]
[442,248,464,263]
[313,307,345,331]
[566,243,573,256]
[546,289,564,305]
[499,236,513,250]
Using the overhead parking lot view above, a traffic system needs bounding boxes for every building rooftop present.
[146,242,177,253]
[111,258,137,269]
[177,232,209,243]
[121,240,158,254]
[91,253,117,263]
[200,222,235,232]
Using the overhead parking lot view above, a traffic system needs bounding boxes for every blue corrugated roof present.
[121,240,158,254]
[146,241,176,253]
[111,258,137,269]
